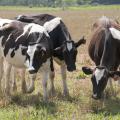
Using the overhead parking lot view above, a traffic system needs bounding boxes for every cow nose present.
[92,94,101,100]
[28,67,36,74]
[67,65,76,72]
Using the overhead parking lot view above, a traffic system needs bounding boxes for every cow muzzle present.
[67,65,76,72]
[92,93,102,100]
[28,67,36,74]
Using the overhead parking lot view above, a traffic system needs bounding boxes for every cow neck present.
[100,28,117,70]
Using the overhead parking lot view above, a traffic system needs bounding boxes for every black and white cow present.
[0,17,61,101]
[82,16,120,100]
[16,14,86,96]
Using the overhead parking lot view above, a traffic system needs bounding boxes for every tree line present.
[0,0,120,7]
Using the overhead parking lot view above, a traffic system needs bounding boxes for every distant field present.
[0,5,120,11]
[0,5,120,120]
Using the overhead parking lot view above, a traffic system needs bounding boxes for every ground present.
[0,5,120,120]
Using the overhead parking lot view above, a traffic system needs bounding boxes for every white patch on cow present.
[0,36,4,45]
[29,23,48,36]
[26,44,38,70]
[0,18,13,27]
[0,36,4,58]
[93,93,97,98]
[94,68,105,84]
[5,45,26,68]
[43,17,61,33]
[6,33,13,43]
[15,23,49,42]
[0,36,4,40]
[109,27,120,40]
[15,24,32,42]
[67,42,73,51]
[0,35,5,55]
[17,15,23,20]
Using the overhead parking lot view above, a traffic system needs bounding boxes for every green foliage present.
[76,71,87,79]
[0,0,120,7]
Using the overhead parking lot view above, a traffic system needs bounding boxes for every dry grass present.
[0,6,120,120]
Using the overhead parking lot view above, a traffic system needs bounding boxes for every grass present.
[0,5,120,12]
[0,71,120,120]
[0,5,120,120]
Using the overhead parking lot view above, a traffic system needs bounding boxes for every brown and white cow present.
[82,16,120,99]
[0,17,61,101]
[16,14,86,96]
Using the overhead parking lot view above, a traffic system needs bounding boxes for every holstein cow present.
[82,16,120,100]
[16,14,86,96]
[0,17,61,101]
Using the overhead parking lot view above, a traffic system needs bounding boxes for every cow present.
[0,17,61,101]
[82,16,120,100]
[16,14,86,96]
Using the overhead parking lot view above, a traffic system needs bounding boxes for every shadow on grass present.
[90,94,120,116]
[52,90,81,103]
[104,96,120,115]
[11,93,57,114]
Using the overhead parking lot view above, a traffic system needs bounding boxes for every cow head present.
[24,43,48,74]
[16,15,34,23]
[54,37,86,72]
[82,66,120,100]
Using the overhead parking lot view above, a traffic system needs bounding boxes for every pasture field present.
[0,5,120,120]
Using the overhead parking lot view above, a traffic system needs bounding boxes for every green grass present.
[0,71,120,120]
[0,5,120,119]
[69,5,120,10]
[0,5,120,12]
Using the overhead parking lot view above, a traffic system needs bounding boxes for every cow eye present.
[73,47,77,51]
[37,45,41,49]
[35,46,41,51]
[73,48,77,54]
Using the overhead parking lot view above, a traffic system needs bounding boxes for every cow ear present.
[75,36,86,48]
[53,46,63,55]
[109,71,120,79]
[82,66,93,75]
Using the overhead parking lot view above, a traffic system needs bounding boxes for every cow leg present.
[4,61,12,97]
[42,71,49,102]
[118,80,120,85]
[21,69,27,93]
[26,73,36,93]
[108,78,113,90]
[118,67,120,85]
[0,58,3,96]
[11,67,17,92]
[60,64,69,96]
[49,70,55,96]
[108,78,114,95]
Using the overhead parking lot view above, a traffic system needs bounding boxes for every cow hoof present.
[4,92,12,103]
[22,86,27,94]
[21,80,27,93]
[4,89,11,97]
[12,85,17,92]
[43,97,48,103]
[49,88,56,97]
[26,87,35,93]
[0,89,3,97]
[63,90,69,97]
